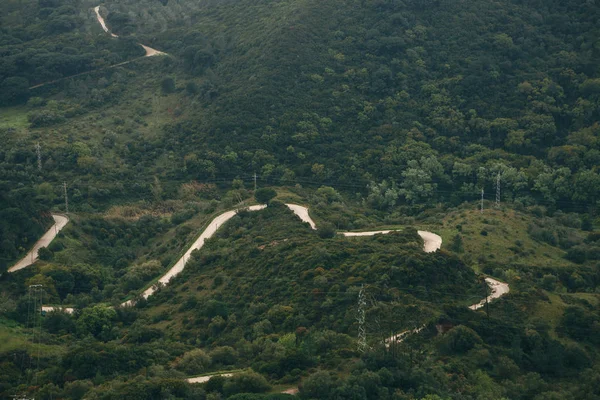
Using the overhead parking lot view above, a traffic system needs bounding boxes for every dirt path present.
[287,204,442,253]
[31,203,507,342]
[387,277,510,346]
[93,6,118,37]
[94,5,165,56]
[468,278,510,310]
[35,204,446,312]
[123,205,266,306]
[7,215,69,273]
[28,6,165,90]
[187,373,233,384]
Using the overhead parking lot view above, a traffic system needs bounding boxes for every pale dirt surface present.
[94,6,118,37]
[468,277,510,310]
[140,44,166,57]
[341,230,393,237]
[285,204,317,230]
[8,215,69,273]
[42,306,74,314]
[286,205,443,253]
[187,373,233,384]
[417,230,443,253]
[282,387,299,394]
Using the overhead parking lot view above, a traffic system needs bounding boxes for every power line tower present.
[495,172,501,208]
[253,172,257,191]
[357,285,368,353]
[35,142,42,171]
[480,188,484,214]
[28,285,43,386]
[63,182,69,214]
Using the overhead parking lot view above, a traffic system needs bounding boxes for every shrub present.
[174,348,212,375]
[38,246,54,261]
[317,223,336,239]
[255,188,277,204]
[438,325,483,354]
[223,371,271,397]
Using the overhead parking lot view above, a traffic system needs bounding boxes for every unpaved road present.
[123,205,266,306]
[27,203,507,346]
[94,6,118,38]
[8,215,69,273]
[468,278,510,310]
[287,204,442,253]
[94,5,165,57]
[387,277,510,346]
[187,373,233,384]
[28,5,165,90]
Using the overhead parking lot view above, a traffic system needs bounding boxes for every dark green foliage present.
[254,188,277,204]
[437,325,483,354]
[42,310,76,334]
[317,223,336,239]
[161,77,176,94]
[0,0,600,398]
[37,246,53,261]
[450,234,464,253]
[222,371,271,397]
[0,182,52,272]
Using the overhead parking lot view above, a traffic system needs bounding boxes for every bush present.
[174,349,212,375]
[317,223,336,239]
[161,77,176,93]
[438,325,483,354]
[223,371,271,397]
[210,346,238,366]
[255,188,277,204]
[38,246,54,261]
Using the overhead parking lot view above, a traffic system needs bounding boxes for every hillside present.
[0,0,599,399]
[0,0,598,214]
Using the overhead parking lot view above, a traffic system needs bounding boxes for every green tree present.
[254,188,277,204]
[223,371,271,397]
[76,305,117,338]
[174,348,212,374]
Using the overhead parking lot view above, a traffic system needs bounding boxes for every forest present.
[0,0,599,398]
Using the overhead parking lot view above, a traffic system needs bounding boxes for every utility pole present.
[480,188,484,214]
[35,142,42,171]
[253,172,257,191]
[63,182,69,214]
[495,172,501,208]
[357,285,368,353]
[483,278,490,320]
[27,284,43,386]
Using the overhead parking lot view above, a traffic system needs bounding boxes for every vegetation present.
[0,0,599,398]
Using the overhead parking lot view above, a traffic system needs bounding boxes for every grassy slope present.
[0,317,65,357]
[438,206,574,269]
[140,205,480,344]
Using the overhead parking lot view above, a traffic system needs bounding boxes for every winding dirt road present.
[94,5,165,57]
[10,203,508,350]
[469,278,510,310]
[94,6,118,38]
[8,203,509,386]
[7,215,69,273]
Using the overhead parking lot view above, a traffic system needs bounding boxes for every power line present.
[356,285,368,353]
[480,188,484,214]
[35,142,42,172]
[63,182,69,214]
[496,172,501,208]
